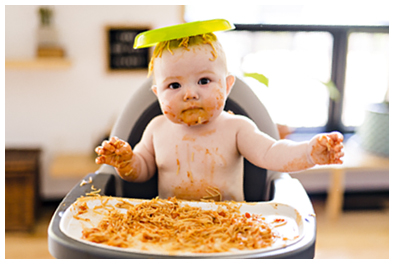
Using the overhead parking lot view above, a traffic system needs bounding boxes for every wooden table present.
[307,136,389,221]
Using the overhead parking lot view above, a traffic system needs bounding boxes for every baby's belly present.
[157,164,244,202]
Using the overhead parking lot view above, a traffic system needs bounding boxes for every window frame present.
[233,24,389,135]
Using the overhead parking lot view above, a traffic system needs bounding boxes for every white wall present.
[5,5,183,199]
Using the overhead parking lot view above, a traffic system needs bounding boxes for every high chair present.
[48,77,316,258]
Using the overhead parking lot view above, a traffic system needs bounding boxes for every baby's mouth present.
[180,107,208,125]
[182,106,203,113]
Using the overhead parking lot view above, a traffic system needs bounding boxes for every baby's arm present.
[95,128,156,182]
[236,116,344,172]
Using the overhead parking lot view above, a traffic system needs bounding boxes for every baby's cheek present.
[214,88,225,110]
[204,88,225,115]
[160,101,171,113]
[160,101,181,123]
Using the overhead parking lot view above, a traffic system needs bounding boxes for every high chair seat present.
[48,77,316,258]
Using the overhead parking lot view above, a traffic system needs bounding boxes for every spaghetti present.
[148,33,219,76]
[74,197,293,254]
[80,176,92,186]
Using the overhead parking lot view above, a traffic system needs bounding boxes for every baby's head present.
[148,33,226,76]
[150,33,235,126]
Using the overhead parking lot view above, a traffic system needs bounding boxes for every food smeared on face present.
[151,34,231,127]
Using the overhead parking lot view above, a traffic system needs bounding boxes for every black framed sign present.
[106,26,150,71]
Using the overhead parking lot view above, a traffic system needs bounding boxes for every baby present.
[95,33,344,202]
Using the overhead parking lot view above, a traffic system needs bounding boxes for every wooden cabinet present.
[5,149,41,231]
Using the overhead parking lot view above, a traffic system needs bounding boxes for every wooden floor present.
[5,195,389,259]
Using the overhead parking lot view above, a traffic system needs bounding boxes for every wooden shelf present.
[50,153,100,179]
[5,58,72,70]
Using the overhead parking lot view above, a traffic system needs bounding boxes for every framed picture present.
[106,26,150,72]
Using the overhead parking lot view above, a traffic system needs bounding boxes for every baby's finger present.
[328,132,344,143]
[95,154,119,166]
[332,142,344,152]
[115,142,131,155]
[318,134,333,151]
[331,150,344,164]
[110,136,124,148]
[336,151,345,159]
[333,158,343,164]
[109,136,119,144]
[95,155,107,164]
[102,140,116,153]
[95,146,103,155]
[95,146,115,156]
[115,140,126,150]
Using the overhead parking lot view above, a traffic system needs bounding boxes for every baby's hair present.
[148,33,222,77]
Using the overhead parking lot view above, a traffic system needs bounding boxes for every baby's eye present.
[168,82,181,89]
[198,78,211,85]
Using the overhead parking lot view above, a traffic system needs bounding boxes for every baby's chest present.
[154,132,239,173]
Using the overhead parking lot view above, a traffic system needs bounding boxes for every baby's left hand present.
[309,132,344,165]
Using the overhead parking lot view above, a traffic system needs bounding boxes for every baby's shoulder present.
[221,111,257,128]
[147,115,167,128]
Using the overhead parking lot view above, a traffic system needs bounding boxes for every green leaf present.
[243,72,269,87]
[321,80,341,102]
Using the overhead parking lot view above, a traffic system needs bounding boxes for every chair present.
[48,77,316,258]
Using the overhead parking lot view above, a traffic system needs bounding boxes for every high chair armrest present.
[259,174,316,259]
[48,173,116,258]
[67,173,116,203]
[271,174,315,216]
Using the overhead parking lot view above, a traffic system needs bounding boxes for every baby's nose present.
[183,87,199,101]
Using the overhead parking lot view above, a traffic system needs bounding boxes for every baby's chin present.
[182,109,211,126]
[168,108,211,126]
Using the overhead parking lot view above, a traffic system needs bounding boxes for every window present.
[342,32,389,127]
[219,30,333,128]
[184,5,389,135]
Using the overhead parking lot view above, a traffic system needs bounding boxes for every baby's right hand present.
[95,136,133,169]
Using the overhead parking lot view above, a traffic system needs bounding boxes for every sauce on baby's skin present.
[180,108,210,126]
[280,157,310,172]
[161,85,226,127]
[170,127,228,201]
[173,179,222,201]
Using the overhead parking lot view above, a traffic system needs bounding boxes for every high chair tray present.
[59,196,305,258]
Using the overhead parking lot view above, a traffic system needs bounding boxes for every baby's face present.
[152,43,234,126]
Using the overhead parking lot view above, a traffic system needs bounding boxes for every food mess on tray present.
[68,196,301,255]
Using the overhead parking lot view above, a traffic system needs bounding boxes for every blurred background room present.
[4,3,389,259]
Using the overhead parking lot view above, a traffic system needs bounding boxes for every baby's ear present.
[151,85,158,96]
[225,74,236,95]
